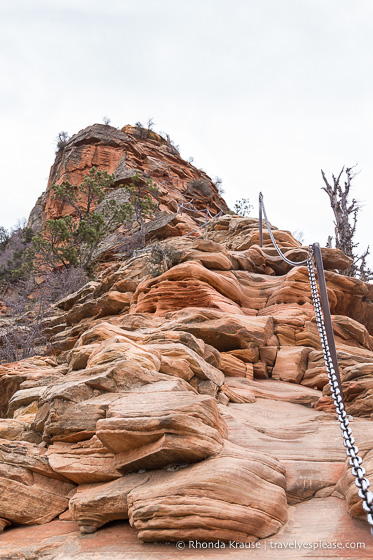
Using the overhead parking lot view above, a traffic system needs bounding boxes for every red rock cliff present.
[28,124,228,230]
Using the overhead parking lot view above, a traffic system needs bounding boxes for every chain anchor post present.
[259,192,263,247]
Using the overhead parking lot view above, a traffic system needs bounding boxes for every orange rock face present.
[1,123,372,553]
[28,124,228,230]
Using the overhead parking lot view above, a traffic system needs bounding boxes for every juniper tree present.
[125,172,160,234]
[33,167,133,271]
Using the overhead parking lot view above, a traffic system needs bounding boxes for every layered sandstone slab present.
[69,473,147,532]
[0,440,74,525]
[316,362,373,417]
[1,496,372,559]
[97,391,227,472]
[272,346,310,384]
[128,443,287,543]
[223,378,321,406]
[161,308,274,351]
[46,436,122,484]
[70,444,287,542]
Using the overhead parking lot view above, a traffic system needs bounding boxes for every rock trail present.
[0,124,372,558]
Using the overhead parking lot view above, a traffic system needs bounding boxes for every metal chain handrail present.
[259,192,309,266]
[259,192,373,535]
[132,203,223,257]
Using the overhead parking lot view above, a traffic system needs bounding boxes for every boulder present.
[0,440,74,525]
[69,472,146,533]
[96,391,227,472]
[272,346,310,384]
[128,443,287,542]
[47,436,122,484]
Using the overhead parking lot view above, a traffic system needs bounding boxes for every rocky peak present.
[28,123,228,231]
[1,125,373,557]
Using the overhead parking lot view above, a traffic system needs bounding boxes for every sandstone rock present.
[47,436,122,484]
[0,439,69,481]
[332,315,372,349]
[69,472,146,532]
[224,378,321,406]
[317,362,373,417]
[181,249,233,271]
[32,123,227,234]
[303,349,373,390]
[283,460,344,504]
[86,336,161,371]
[42,392,121,443]
[0,518,11,532]
[96,291,131,318]
[1,496,372,559]
[154,341,224,385]
[219,382,256,404]
[321,247,354,270]
[128,443,287,542]
[144,211,180,241]
[272,346,310,384]
[338,448,373,520]
[131,261,248,315]
[0,440,74,526]
[0,419,27,441]
[96,391,227,473]
[0,474,71,525]
[0,120,367,549]
[68,344,100,371]
[162,308,274,352]
[219,353,248,377]
[229,346,260,363]
[223,399,344,462]
[57,281,100,311]
[253,360,269,379]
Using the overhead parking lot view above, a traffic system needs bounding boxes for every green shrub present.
[33,167,133,272]
[0,224,34,284]
[234,198,253,217]
[148,243,182,277]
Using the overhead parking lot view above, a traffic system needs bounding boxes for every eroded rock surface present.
[0,124,372,556]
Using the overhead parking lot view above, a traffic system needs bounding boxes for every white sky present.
[0,0,372,265]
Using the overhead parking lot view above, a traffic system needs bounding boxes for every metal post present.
[312,242,345,403]
[204,209,209,238]
[259,192,263,247]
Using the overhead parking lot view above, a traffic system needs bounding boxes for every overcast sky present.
[1,0,372,265]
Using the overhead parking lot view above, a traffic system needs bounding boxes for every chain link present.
[259,193,309,266]
[307,256,373,534]
[258,192,372,534]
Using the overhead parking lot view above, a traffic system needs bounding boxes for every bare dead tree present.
[321,166,372,280]
[0,268,88,364]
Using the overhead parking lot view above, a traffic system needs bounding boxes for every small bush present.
[0,223,34,284]
[0,227,9,251]
[118,230,146,257]
[56,131,70,153]
[0,268,88,364]
[234,198,253,217]
[213,176,224,195]
[164,134,180,155]
[148,243,182,277]
[133,122,148,139]
[186,179,212,197]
